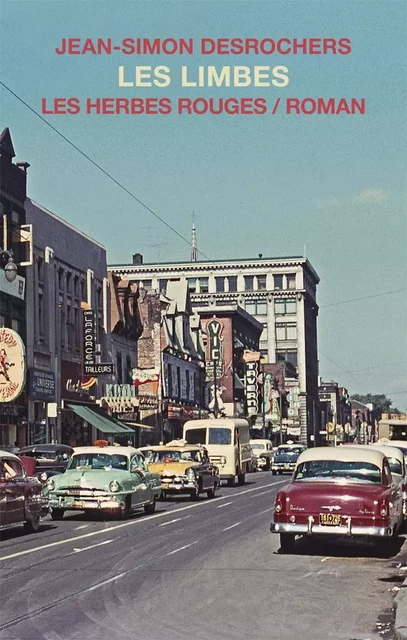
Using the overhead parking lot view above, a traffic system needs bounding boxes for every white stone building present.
[109,254,320,444]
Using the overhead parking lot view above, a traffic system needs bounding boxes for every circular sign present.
[0,328,26,402]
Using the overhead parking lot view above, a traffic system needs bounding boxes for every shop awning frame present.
[66,403,135,435]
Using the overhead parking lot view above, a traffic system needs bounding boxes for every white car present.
[249,439,273,471]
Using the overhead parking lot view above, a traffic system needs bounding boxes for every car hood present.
[280,481,388,511]
[274,453,301,463]
[148,461,199,476]
[53,468,129,489]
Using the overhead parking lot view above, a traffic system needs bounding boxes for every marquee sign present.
[205,319,224,381]
[0,328,26,403]
[245,360,259,416]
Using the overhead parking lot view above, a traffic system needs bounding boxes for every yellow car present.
[148,443,219,500]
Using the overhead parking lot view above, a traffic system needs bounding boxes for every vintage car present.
[0,449,45,534]
[18,444,74,482]
[147,443,219,500]
[271,443,307,475]
[368,444,407,518]
[248,447,258,473]
[270,447,404,554]
[45,441,161,520]
[250,439,273,471]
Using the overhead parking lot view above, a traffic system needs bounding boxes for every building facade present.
[25,199,112,445]
[109,254,320,445]
[318,380,351,444]
[0,128,30,447]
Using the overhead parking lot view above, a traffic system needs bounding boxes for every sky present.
[1,0,406,409]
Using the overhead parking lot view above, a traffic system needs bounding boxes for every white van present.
[183,418,252,486]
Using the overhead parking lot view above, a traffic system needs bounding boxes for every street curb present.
[395,577,407,640]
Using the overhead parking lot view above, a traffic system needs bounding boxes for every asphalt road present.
[0,472,406,640]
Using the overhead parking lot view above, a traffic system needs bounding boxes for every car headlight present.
[109,480,121,492]
[47,478,55,491]
[40,471,48,482]
[186,468,196,482]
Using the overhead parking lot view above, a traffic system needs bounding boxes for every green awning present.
[66,403,134,435]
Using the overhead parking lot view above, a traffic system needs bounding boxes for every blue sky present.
[1,0,406,409]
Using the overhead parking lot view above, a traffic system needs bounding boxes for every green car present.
[45,444,162,520]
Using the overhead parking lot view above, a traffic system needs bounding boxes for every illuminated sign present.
[0,328,26,403]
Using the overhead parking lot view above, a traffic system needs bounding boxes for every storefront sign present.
[84,362,114,376]
[28,368,56,401]
[205,319,224,381]
[82,309,96,364]
[245,360,259,416]
[105,383,137,398]
[62,360,93,401]
[243,350,261,363]
[0,271,25,300]
[132,368,160,386]
[0,328,26,403]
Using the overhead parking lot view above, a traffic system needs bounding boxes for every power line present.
[0,81,211,261]
[320,288,407,308]
[318,349,359,384]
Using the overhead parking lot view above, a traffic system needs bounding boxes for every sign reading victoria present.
[0,328,26,403]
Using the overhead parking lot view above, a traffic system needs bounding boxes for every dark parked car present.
[18,444,74,482]
[0,450,45,534]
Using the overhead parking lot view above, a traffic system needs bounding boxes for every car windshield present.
[67,454,128,471]
[208,428,232,445]
[386,457,403,476]
[275,447,303,457]
[294,459,382,484]
[150,450,201,463]
[251,444,265,450]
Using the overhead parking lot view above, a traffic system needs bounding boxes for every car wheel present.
[280,533,295,553]
[237,473,245,486]
[207,485,216,499]
[191,484,201,501]
[144,497,156,515]
[24,514,40,533]
[265,459,271,471]
[377,536,394,557]
[227,478,235,487]
[50,508,65,521]
[278,471,283,475]
[272,470,277,475]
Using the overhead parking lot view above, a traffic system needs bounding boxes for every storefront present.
[27,368,56,444]
[164,403,208,441]
[100,384,156,446]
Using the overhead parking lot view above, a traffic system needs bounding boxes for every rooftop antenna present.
[303,244,307,258]
[191,212,198,262]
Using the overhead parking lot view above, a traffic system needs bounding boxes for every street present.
[1,472,405,640]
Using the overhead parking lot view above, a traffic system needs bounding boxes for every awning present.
[234,374,244,390]
[66,403,134,435]
[122,422,155,431]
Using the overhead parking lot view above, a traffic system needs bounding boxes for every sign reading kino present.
[0,328,26,403]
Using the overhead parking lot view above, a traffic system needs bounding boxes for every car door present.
[3,458,26,524]
[129,454,151,506]
[384,460,403,528]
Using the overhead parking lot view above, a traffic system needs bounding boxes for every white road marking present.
[74,524,91,530]
[222,522,241,532]
[87,572,126,592]
[165,541,198,556]
[216,502,233,509]
[72,539,114,554]
[159,516,191,527]
[256,507,274,515]
[1,480,284,562]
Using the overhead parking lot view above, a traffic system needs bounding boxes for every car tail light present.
[379,501,388,517]
[274,495,283,513]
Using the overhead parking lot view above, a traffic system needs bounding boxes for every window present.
[74,275,79,299]
[187,278,197,293]
[275,298,296,315]
[208,427,232,445]
[287,274,296,290]
[257,275,267,290]
[199,278,209,293]
[37,258,44,284]
[276,323,297,341]
[177,367,181,399]
[159,279,168,293]
[126,355,132,384]
[215,277,225,293]
[261,323,268,341]
[228,276,238,292]
[185,428,207,445]
[273,275,283,290]
[141,279,152,290]
[276,350,298,367]
[244,275,254,291]
[116,351,123,384]
[260,349,268,361]
[167,364,173,397]
[246,299,267,315]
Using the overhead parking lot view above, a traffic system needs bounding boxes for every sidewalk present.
[395,575,407,640]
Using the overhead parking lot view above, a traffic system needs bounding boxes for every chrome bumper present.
[49,495,125,510]
[161,481,197,492]
[270,518,392,538]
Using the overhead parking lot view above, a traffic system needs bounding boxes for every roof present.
[296,446,386,467]
[250,439,272,445]
[276,444,306,450]
[71,446,140,456]
[0,127,16,158]
[144,445,205,452]
[367,444,406,463]
[0,449,19,460]
[18,444,74,453]
[183,418,250,428]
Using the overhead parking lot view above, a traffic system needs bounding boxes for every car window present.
[130,454,147,471]
[386,457,403,476]
[208,428,232,445]
[68,454,128,470]
[294,459,382,484]
[0,458,24,479]
[383,460,393,485]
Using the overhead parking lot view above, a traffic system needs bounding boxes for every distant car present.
[270,446,404,554]
[147,443,219,500]
[377,440,407,463]
[271,444,307,475]
[45,441,161,520]
[18,444,73,482]
[248,447,258,473]
[0,450,45,534]
[250,439,273,471]
[368,444,407,518]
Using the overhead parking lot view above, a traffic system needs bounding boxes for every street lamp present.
[0,248,18,283]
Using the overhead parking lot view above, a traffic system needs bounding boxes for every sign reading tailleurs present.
[0,328,26,402]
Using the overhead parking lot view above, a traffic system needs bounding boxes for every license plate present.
[284,465,291,469]
[319,513,342,526]
[61,496,74,506]
[73,501,87,509]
